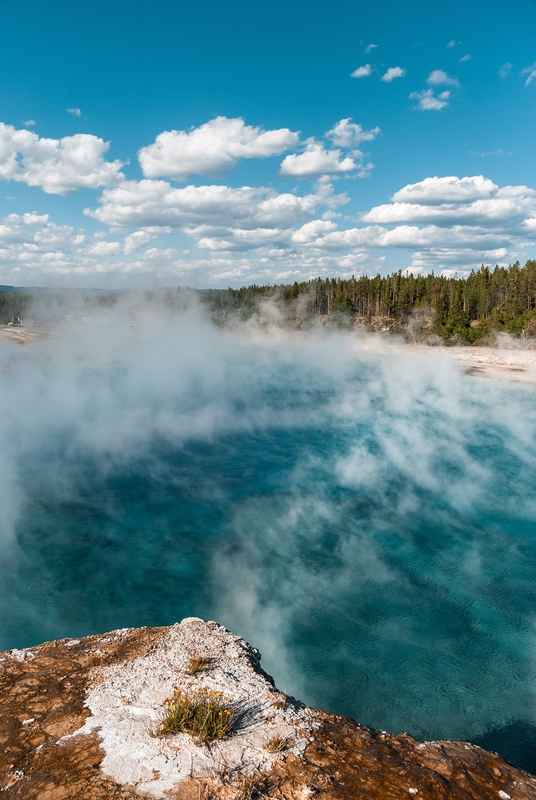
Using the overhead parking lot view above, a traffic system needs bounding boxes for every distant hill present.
[0,286,121,294]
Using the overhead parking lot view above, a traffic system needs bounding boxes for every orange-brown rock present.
[1,622,535,799]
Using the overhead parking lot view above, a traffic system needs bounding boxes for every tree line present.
[201,260,536,342]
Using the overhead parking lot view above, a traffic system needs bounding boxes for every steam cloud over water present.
[2,299,536,768]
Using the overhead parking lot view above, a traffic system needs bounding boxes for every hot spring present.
[2,306,536,772]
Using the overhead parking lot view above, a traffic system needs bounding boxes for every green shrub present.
[156,687,236,744]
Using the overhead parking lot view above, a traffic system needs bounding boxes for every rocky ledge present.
[1,619,536,800]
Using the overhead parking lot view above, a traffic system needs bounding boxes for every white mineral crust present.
[67,617,313,797]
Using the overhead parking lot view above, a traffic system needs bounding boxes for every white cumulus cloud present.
[88,240,122,256]
[350,65,372,78]
[392,176,497,205]
[361,176,536,228]
[0,123,125,195]
[427,70,460,87]
[296,173,536,275]
[3,170,536,283]
[85,179,326,231]
[82,176,351,255]
[381,67,406,82]
[311,224,512,252]
[279,142,358,178]
[291,219,338,244]
[66,108,82,117]
[0,211,86,276]
[325,119,380,148]
[138,116,299,180]
[124,230,159,255]
[410,89,451,110]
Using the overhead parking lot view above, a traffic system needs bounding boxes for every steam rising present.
[2,296,536,755]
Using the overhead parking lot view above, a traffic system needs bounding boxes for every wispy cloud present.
[350,64,372,78]
[427,70,459,87]
[467,147,512,158]
[364,43,378,54]
[459,54,471,63]
[381,67,406,82]
[410,89,450,110]
[522,62,536,86]
[22,119,36,127]
[468,149,511,158]
[66,107,81,117]
[446,40,461,48]
[499,62,513,78]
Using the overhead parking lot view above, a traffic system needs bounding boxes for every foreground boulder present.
[1,618,535,799]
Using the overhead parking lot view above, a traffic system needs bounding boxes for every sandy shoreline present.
[448,346,536,385]
[0,325,52,344]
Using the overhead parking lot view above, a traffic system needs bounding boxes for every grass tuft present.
[233,776,265,799]
[156,687,236,744]
[264,734,290,753]
[271,692,286,709]
[185,651,211,675]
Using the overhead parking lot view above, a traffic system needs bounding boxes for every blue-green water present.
[2,317,536,771]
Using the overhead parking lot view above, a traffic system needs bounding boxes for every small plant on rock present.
[185,651,211,675]
[264,734,290,753]
[233,775,266,799]
[156,688,236,744]
[271,692,286,709]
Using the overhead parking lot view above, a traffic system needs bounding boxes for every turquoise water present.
[2,317,536,771]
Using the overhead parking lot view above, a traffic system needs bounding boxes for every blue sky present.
[0,0,535,286]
